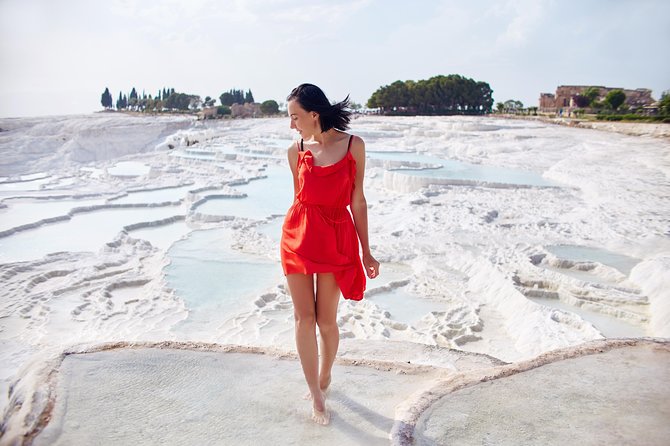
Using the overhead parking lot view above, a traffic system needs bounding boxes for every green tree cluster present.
[572,94,590,108]
[573,87,627,112]
[100,88,113,109]
[204,96,216,107]
[100,86,278,116]
[116,92,127,109]
[164,92,201,111]
[659,90,670,116]
[103,86,201,112]
[503,99,523,113]
[582,87,601,105]
[604,89,626,110]
[367,75,493,115]
[260,100,279,115]
[217,105,231,116]
[219,89,255,106]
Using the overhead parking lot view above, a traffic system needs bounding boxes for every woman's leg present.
[315,272,341,393]
[286,273,329,424]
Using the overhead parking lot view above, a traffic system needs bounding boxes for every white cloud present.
[494,0,548,47]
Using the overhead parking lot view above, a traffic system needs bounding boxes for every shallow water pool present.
[108,161,150,177]
[194,165,293,220]
[166,228,282,337]
[367,287,447,325]
[0,205,182,263]
[369,151,557,187]
[111,185,194,205]
[546,245,640,276]
[529,296,647,338]
[0,197,105,232]
[128,220,192,251]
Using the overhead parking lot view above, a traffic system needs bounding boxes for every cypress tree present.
[100,87,112,109]
[245,89,254,103]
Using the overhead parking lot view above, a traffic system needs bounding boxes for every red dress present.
[280,135,366,300]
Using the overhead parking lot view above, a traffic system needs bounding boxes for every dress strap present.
[347,135,354,151]
[300,139,304,152]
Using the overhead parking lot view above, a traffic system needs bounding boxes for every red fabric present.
[280,143,366,300]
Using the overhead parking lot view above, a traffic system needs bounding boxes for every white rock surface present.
[0,114,668,444]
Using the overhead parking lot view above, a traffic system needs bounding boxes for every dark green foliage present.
[116,92,127,110]
[164,92,200,110]
[260,100,279,115]
[367,75,493,115]
[503,99,523,112]
[204,96,216,107]
[128,87,138,108]
[604,89,626,110]
[219,89,252,106]
[103,85,272,115]
[220,92,234,106]
[658,90,670,115]
[572,95,590,108]
[583,87,601,105]
[100,88,113,109]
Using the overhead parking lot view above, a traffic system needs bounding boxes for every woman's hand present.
[363,253,380,279]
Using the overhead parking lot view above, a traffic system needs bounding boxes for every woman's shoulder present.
[286,141,300,165]
[287,140,300,154]
[347,134,365,155]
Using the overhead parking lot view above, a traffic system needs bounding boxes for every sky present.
[1,0,668,118]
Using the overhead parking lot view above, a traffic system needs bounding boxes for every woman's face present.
[287,99,319,138]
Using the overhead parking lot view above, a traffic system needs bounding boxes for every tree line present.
[101,87,204,112]
[367,75,493,115]
[103,74,496,117]
[100,86,279,115]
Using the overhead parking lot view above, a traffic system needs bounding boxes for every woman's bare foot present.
[311,390,330,425]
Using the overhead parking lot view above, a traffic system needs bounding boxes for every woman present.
[280,84,380,425]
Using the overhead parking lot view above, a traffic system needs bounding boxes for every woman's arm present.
[349,136,380,279]
[287,143,299,198]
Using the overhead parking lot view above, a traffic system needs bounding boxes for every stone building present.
[198,106,218,120]
[539,85,655,113]
[231,102,261,118]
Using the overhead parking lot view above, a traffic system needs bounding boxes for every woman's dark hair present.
[287,83,352,132]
